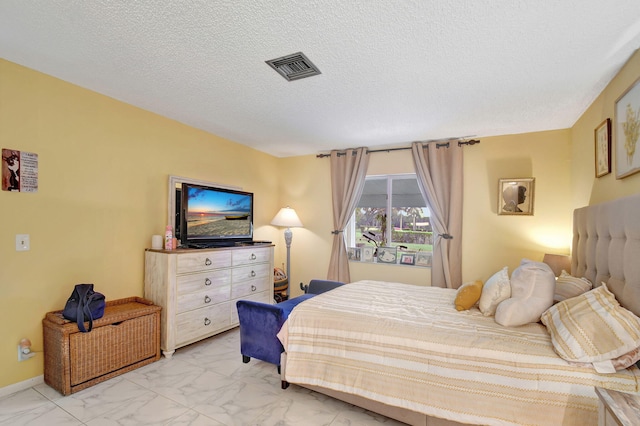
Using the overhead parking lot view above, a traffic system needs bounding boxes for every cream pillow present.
[541,283,640,373]
[553,270,592,302]
[494,259,555,327]
[478,267,510,316]
[454,280,484,311]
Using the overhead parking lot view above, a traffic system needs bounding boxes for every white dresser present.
[144,244,274,358]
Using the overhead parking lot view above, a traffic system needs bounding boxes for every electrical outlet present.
[18,338,35,362]
[16,234,30,251]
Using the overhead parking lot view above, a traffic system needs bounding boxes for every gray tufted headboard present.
[572,192,640,316]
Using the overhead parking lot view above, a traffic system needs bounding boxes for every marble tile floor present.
[0,328,407,426]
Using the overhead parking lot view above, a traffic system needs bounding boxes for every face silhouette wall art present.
[498,178,535,215]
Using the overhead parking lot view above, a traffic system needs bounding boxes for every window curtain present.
[327,147,370,283]
[411,141,463,289]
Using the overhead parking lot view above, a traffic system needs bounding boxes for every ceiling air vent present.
[266,52,321,81]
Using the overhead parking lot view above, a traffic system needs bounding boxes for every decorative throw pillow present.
[454,280,484,311]
[494,259,555,327]
[553,270,592,302]
[478,267,510,316]
[541,283,640,373]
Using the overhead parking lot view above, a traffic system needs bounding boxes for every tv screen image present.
[181,183,253,247]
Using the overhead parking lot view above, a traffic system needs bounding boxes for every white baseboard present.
[0,375,44,399]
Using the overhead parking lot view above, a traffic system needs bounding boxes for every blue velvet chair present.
[236,279,344,374]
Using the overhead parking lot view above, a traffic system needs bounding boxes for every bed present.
[278,192,640,426]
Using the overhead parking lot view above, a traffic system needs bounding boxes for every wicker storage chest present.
[43,297,161,395]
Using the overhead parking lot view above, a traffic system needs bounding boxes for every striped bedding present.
[278,280,640,426]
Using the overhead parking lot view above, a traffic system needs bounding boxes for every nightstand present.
[595,387,640,426]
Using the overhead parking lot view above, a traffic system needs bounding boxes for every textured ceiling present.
[1,1,640,158]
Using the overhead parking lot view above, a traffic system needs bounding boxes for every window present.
[347,174,432,255]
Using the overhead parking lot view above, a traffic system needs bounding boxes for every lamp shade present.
[543,253,571,277]
[271,207,303,228]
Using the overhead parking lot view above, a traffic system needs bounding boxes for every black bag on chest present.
[62,284,106,332]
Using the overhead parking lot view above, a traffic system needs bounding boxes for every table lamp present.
[543,253,571,277]
[271,207,303,297]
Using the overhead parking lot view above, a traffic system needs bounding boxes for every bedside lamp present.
[543,253,571,277]
[271,207,303,297]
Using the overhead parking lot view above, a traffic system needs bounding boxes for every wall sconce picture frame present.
[615,77,640,179]
[595,118,611,177]
[498,178,535,215]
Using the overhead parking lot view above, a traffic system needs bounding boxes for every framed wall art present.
[498,178,535,215]
[595,118,611,177]
[615,77,640,179]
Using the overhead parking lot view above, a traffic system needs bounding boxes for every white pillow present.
[495,259,555,327]
[553,270,592,302]
[541,283,640,373]
[478,267,510,316]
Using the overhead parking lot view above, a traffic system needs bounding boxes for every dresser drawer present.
[176,269,231,295]
[177,285,231,314]
[177,251,232,274]
[231,277,271,299]
[176,302,231,345]
[232,263,270,283]
[232,247,272,266]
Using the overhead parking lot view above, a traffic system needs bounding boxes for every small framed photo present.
[361,246,375,263]
[377,247,397,264]
[595,118,611,178]
[400,253,416,265]
[615,77,640,179]
[348,247,361,261]
[498,178,535,216]
[415,252,432,267]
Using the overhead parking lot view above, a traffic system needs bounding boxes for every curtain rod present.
[315,139,480,158]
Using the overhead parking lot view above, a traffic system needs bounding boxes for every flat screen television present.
[180,183,253,247]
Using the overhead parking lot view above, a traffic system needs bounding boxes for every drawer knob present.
[251,285,257,292]
[250,253,257,260]
[205,258,212,266]
[204,318,211,326]
[204,295,211,303]
[204,278,212,286]
[251,270,256,277]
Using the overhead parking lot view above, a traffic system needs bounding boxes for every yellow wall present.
[0,59,280,388]
[571,48,640,206]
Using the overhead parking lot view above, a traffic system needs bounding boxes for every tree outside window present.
[350,175,432,252]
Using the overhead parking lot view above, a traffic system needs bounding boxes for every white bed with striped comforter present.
[278,280,640,426]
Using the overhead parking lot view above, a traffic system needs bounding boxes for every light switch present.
[16,234,30,251]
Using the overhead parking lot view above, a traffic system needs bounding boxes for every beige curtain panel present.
[327,147,370,283]
[411,141,463,289]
